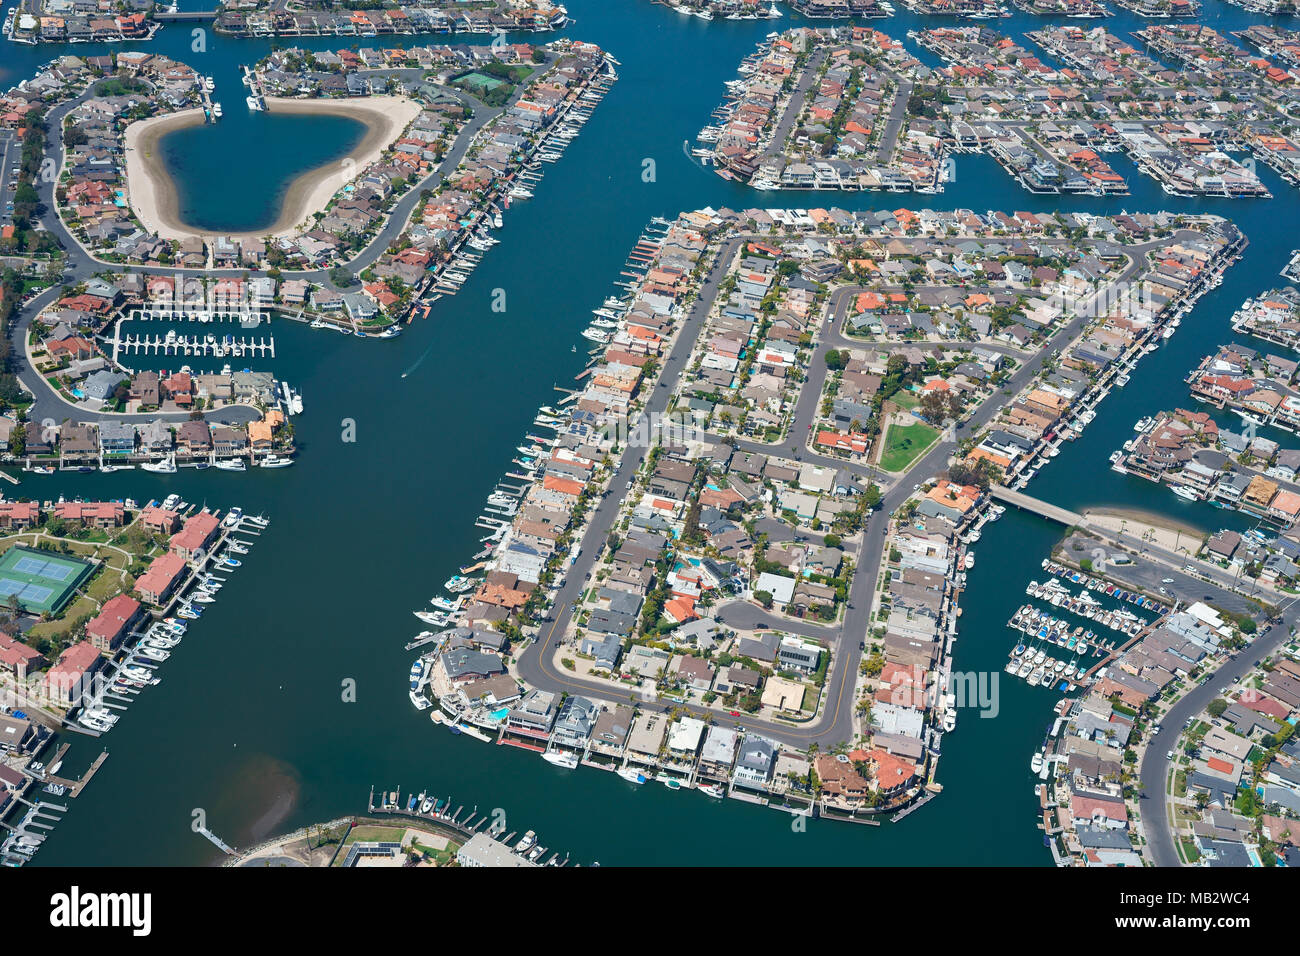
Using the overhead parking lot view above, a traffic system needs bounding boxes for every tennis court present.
[0,546,95,615]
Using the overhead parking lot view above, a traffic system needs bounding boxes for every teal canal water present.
[161,112,367,233]
[4,0,1296,864]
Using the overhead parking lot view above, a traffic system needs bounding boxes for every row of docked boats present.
[1005,643,1080,690]
[1024,579,1150,635]
[1040,559,1172,616]
[670,2,782,19]
[75,509,266,733]
[1008,605,1100,657]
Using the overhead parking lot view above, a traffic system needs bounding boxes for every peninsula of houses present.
[699,22,1300,199]
[398,203,1243,828]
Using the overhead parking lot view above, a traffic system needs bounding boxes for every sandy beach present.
[123,95,423,242]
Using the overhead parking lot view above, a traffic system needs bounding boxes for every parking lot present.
[0,129,18,226]
[1058,532,1263,620]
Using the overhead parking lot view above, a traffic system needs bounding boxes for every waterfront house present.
[437,647,505,687]
[176,420,212,456]
[53,500,124,528]
[625,713,668,766]
[135,551,187,606]
[86,593,144,653]
[58,422,97,458]
[456,831,536,868]
[129,371,160,409]
[169,511,219,562]
[139,505,181,535]
[588,705,634,759]
[552,695,599,749]
[0,501,40,531]
[44,641,102,708]
[699,726,739,779]
[815,754,869,810]
[138,420,173,454]
[734,735,777,790]
[667,716,706,763]
[0,712,36,754]
[0,634,43,681]
[457,673,521,708]
[212,427,249,458]
[507,689,558,737]
[1070,792,1128,830]
[98,420,136,458]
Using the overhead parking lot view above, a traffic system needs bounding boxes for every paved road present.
[514,228,1209,748]
[762,47,828,164]
[6,58,564,427]
[876,78,913,162]
[1139,601,1297,867]
[1080,520,1287,612]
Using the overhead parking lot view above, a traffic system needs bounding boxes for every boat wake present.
[401,339,438,379]
[681,139,713,176]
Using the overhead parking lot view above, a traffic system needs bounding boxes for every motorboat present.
[214,458,247,471]
[542,751,579,769]
[616,766,647,784]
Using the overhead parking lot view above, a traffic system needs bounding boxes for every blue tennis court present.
[0,546,95,614]
[12,555,75,581]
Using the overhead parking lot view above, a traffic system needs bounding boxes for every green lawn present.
[879,421,940,472]
[890,390,920,411]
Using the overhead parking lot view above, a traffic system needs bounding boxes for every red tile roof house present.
[0,500,40,530]
[170,511,220,561]
[46,336,97,362]
[0,633,43,680]
[86,593,144,653]
[53,500,125,528]
[1070,792,1128,830]
[135,551,186,606]
[866,748,918,799]
[44,641,102,707]
[139,505,181,535]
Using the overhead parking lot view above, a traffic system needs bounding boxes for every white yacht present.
[616,766,647,784]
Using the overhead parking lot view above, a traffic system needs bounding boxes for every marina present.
[3,0,1300,873]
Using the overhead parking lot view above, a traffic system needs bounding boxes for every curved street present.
[515,229,1195,748]
[1139,601,1297,867]
[8,61,534,428]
